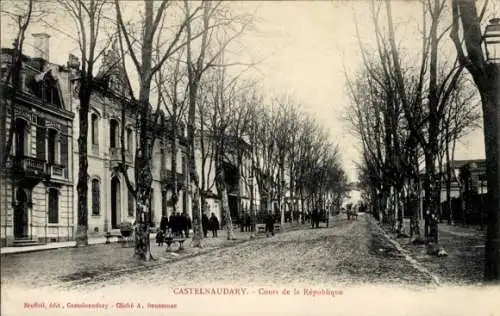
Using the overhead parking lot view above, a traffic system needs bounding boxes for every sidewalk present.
[376,217,486,285]
[0,236,123,255]
[0,221,308,255]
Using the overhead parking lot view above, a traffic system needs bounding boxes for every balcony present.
[49,164,67,181]
[8,155,48,185]
[109,147,133,167]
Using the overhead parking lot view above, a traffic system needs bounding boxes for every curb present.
[0,237,150,256]
[368,217,441,287]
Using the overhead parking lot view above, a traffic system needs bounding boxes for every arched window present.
[91,178,100,216]
[91,113,99,146]
[48,188,59,224]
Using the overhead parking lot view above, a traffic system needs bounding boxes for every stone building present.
[193,133,260,226]
[73,43,190,237]
[1,34,260,246]
[0,34,75,246]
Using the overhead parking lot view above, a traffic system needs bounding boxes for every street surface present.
[2,213,435,292]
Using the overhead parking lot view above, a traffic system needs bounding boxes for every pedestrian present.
[240,212,245,232]
[183,212,192,238]
[244,211,251,232]
[170,212,179,237]
[209,212,219,237]
[168,212,175,235]
[160,215,169,233]
[202,213,210,238]
[265,211,275,237]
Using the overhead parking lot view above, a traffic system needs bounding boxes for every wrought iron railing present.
[11,155,47,174]
[49,164,66,179]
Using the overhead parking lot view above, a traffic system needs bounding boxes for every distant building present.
[440,159,487,202]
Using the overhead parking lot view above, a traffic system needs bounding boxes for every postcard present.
[1,0,499,315]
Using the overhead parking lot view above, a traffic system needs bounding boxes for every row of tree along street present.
[2,1,347,261]
[345,0,499,282]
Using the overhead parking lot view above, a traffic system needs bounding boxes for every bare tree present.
[183,0,253,247]
[450,0,500,282]
[57,0,114,247]
[115,0,202,260]
[155,49,189,217]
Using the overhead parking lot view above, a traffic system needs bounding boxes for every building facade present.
[0,34,75,246]
[1,35,261,246]
[73,44,191,236]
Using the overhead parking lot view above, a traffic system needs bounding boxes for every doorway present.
[111,177,121,229]
[13,188,28,238]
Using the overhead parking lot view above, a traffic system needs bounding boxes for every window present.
[91,179,100,216]
[13,118,27,156]
[0,66,7,80]
[91,114,99,145]
[20,73,26,91]
[109,119,119,148]
[48,188,59,224]
[128,190,134,217]
[126,128,133,151]
[47,129,57,164]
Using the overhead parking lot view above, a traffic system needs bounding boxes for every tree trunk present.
[187,78,203,247]
[75,84,91,247]
[133,133,153,260]
[279,161,285,225]
[215,161,234,240]
[410,177,421,239]
[423,151,439,244]
[481,64,500,282]
[446,137,453,225]
[171,118,178,215]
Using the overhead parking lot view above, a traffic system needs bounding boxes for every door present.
[111,177,120,229]
[13,188,28,238]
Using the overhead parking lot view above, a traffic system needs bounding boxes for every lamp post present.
[484,18,500,63]
[482,17,500,282]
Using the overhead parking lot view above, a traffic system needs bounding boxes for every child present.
[156,229,165,246]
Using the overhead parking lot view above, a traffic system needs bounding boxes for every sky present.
[0,0,489,182]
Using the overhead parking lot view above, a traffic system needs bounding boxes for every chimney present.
[32,33,50,61]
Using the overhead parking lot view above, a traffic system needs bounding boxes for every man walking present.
[202,213,210,238]
[209,213,220,237]
[265,211,275,237]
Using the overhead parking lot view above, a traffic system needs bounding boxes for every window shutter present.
[60,134,68,167]
[36,126,46,160]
